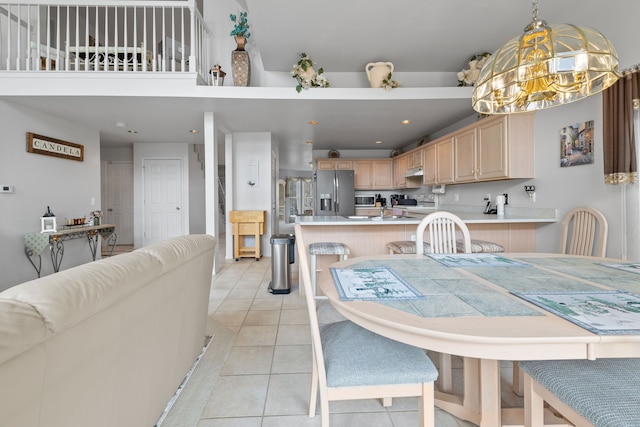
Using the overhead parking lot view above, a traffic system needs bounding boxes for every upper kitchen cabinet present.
[317,159,354,170]
[454,113,534,183]
[393,154,421,189]
[354,159,394,190]
[406,149,423,169]
[423,138,454,185]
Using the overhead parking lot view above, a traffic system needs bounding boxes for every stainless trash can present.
[269,234,295,294]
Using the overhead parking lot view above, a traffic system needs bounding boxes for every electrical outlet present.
[410,234,416,242]
[454,193,459,202]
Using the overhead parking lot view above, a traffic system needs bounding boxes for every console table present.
[24,224,117,277]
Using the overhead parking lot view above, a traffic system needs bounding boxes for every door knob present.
[176,207,181,210]
[107,208,113,212]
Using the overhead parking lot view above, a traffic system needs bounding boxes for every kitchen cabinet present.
[394,154,421,189]
[423,144,436,185]
[423,138,454,185]
[453,113,534,183]
[316,159,353,170]
[406,149,423,169]
[354,159,394,190]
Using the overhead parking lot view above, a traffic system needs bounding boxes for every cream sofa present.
[0,234,216,427]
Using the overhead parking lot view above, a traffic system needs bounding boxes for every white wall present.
[189,145,206,234]
[0,100,101,290]
[132,143,190,248]
[232,132,273,257]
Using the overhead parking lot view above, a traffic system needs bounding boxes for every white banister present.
[0,0,210,81]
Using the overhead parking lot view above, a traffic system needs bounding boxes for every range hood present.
[404,167,424,177]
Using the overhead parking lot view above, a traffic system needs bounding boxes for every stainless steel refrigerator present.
[314,169,355,217]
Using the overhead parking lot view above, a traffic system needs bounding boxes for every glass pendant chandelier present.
[472,0,620,114]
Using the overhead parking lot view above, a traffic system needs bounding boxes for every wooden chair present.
[294,224,438,427]
[560,207,608,257]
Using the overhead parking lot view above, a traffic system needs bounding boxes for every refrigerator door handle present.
[334,173,339,213]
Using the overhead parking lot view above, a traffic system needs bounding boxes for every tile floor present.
[159,233,521,427]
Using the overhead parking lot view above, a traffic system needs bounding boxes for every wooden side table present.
[229,210,265,261]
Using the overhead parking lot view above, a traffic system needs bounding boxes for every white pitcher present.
[366,62,394,88]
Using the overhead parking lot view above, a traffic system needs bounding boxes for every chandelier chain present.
[532,0,539,21]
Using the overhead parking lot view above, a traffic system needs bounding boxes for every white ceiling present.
[3,0,637,171]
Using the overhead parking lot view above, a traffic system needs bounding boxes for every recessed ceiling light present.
[401,120,411,125]
[308,120,319,125]
[115,121,127,128]
[127,130,138,134]
[189,129,200,134]
[305,140,313,145]
[375,140,382,144]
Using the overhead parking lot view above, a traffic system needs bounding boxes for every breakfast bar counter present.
[295,206,557,286]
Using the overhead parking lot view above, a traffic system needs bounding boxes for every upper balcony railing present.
[0,0,211,82]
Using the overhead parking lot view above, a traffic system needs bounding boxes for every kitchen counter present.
[297,205,557,225]
[295,206,557,278]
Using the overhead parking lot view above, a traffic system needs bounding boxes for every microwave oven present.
[355,194,376,207]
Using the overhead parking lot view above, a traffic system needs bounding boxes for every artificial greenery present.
[381,72,401,90]
[229,11,250,39]
[291,53,330,93]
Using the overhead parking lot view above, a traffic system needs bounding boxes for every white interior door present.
[143,158,184,246]
[104,161,134,245]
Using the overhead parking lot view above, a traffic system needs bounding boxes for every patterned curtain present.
[603,67,640,185]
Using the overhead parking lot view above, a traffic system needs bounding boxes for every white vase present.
[366,62,394,88]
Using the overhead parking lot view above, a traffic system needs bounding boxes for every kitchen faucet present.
[379,205,385,218]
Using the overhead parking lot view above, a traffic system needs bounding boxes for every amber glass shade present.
[472,19,620,114]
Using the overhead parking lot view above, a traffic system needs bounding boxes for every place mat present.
[330,266,426,301]
[428,253,530,268]
[599,262,640,275]
[512,290,640,335]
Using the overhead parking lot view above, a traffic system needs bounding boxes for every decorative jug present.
[365,62,394,88]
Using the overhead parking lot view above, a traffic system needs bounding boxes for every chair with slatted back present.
[416,211,472,255]
[560,207,608,257]
[294,224,438,427]
[415,211,471,393]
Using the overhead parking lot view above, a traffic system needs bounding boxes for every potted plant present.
[291,53,330,93]
[229,11,250,51]
[230,11,251,86]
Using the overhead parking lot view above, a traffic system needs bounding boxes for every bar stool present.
[308,242,350,298]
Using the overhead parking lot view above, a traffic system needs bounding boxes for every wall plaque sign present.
[27,132,84,162]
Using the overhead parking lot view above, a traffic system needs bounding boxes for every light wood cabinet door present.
[317,159,335,170]
[372,160,394,189]
[317,159,353,170]
[436,138,455,184]
[423,144,436,185]
[393,155,408,188]
[406,150,423,169]
[454,128,478,183]
[477,117,508,180]
[354,160,373,189]
[335,160,353,170]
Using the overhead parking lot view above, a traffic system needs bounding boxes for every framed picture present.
[27,132,84,162]
[560,120,594,167]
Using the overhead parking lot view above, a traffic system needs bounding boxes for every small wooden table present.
[24,224,117,277]
[229,210,265,261]
[320,253,640,427]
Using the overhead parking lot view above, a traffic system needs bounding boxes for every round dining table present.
[319,252,640,427]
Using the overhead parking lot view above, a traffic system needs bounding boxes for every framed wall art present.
[27,132,84,162]
[560,120,594,167]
